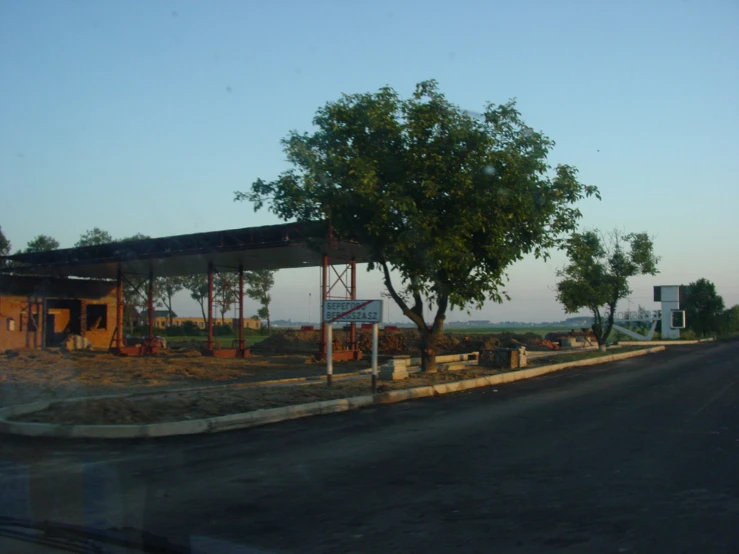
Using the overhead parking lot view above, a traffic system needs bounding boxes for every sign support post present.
[326,324,333,387]
[322,299,383,391]
[371,323,379,393]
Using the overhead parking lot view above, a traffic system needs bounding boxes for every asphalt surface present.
[1,340,737,553]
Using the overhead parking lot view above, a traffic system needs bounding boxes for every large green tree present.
[25,234,59,252]
[245,269,276,332]
[75,227,114,247]
[237,80,600,371]
[556,230,659,350]
[682,278,724,337]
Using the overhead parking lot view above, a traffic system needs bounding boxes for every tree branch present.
[381,261,425,330]
[431,294,449,335]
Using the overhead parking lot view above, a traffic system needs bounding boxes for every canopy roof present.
[1,222,370,279]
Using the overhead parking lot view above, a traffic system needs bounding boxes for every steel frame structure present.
[110,269,162,356]
[318,254,362,362]
[202,262,250,358]
[2,221,370,357]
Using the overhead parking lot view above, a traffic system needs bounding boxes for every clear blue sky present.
[1,0,737,322]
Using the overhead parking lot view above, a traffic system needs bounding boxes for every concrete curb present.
[618,339,714,346]
[0,346,665,439]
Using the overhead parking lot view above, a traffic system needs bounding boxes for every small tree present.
[182,274,209,325]
[257,306,269,329]
[75,227,114,247]
[0,226,10,268]
[237,80,599,371]
[156,277,185,327]
[245,269,276,332]
[682,278,725,337]
[25,234,59,252]
[556,230,660,351]
[118,234,151,333]
[215,272,238,325]
[720,305,739,337]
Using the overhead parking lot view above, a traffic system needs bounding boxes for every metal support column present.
[349,257,357,351]
[146,271,155,353]
[40,296,47,349]
[206,262,214,351]
[320,253,329,360]
[27,298,35,348]
[115,268,124,351]
[79,300,87,339]
[238,264,245,355]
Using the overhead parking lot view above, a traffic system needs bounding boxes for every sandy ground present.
[10,368,504,425]
[0,348,367,408]
[1,340,634,426]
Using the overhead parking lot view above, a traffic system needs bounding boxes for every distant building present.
[230,317,261,330]
[133,312,260,330]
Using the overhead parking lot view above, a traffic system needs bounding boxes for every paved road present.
[1,341,737,553]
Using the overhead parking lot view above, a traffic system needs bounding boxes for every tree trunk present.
[167,295,174,327]
[199,301,207,327]
[420,327,441,373]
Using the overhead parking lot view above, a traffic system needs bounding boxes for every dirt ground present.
[10,368,504,425]
[1,329,611,426]
[0,348,368,408]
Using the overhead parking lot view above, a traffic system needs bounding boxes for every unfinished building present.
[0,275,116,350]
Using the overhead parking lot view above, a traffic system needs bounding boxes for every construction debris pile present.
[252,328,554,356]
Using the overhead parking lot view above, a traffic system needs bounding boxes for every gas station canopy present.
[1,221,370,279]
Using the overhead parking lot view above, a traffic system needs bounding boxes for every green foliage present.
[214,323,236,337]
[556,229,659,349]
[25,234,59,252]
[682,278,725,337]
[237,80,599,371]
[155,276,186,326]
[0,226,10,268]
[115,234,152,331]
[75,227,114,247]
[245,269,276,331]
[179,320,203,337]
[118,233,151,242]
[215,272,238,324]
[0,226,10,257]
[718,305,739,338]
[182,274,209,324]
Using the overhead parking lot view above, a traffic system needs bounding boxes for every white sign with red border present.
[323,300,383,323]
